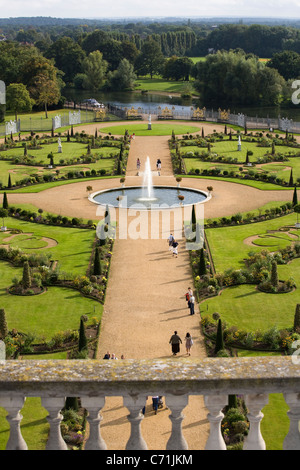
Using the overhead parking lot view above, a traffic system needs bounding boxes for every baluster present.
[283,393,300,450]
[166,394,188,450]
[244,394,268,450]
[81,396,107,450]
[41,397,68,450]
[204,395,227,450]
[123,395,147,450]
[0,396,27,450]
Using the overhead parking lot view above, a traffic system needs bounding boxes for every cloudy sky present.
[0,0,300,18]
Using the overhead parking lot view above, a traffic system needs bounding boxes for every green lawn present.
[206,212,298,272]
[2,217,95,274]
[182,139,299,184]
[135,77,191,94]
[100,123,201,136]
[0,140,118,187]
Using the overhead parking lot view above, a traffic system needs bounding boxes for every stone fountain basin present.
[88,185,211,210]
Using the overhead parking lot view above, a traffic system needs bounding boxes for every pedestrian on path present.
[167,233,174,251]
[189,294,195,315]
[169,330,182,355]
[137,158,141,171]
[185,332,193,356]
[185,287,193,308]
[156,158,161,175]
[172,239,179,258]
[152,396,159,414]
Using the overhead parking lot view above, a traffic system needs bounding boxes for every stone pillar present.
[81,396,107,450]
[0,396,27,450]
[204,395,227,450]
[244,394,268,450]
[41,397,68,450]
[166,394,188,450]
[283,393,300,450]
[124,395,148,450]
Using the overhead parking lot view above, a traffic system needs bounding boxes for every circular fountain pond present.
[89,185,210,209]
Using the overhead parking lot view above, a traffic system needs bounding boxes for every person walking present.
[185,332,193,356]
[152,396,159,414]
[167,233,174,252]
[169,331,182,355]
[136,158,141,171]
[172,239,179,258]
[189,294,195,315]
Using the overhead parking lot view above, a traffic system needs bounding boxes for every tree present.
[214,318,224,355]
[199,248,207,276]
[271,260,278,289]
[0,308,8,339]
[31,74,60,118]
[289,169,294,187]
[0,208,8,228]
[6,83,33,120]
[46,36,85,83]
[78,318,88,352]
[191,204,196,226]
[81,50,108,91]
[22,261,31,289]
[93,247,102,276]
[107,58,136,91]
[135,39,165,78]
[7,174,12,189]
[294,304,300,332]
[2,192,8,209]
[267,50,300,81]
[292,186,298,206]
[294,204,300,225]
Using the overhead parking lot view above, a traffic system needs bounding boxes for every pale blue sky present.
[0,0,300,19]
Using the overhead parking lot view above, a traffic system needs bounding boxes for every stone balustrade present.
[0,356,300,451]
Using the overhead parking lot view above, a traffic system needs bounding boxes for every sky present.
[0,0,300,19]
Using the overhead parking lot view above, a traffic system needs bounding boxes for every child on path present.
[185,333,193,356]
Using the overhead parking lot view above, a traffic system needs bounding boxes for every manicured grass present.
[200,258,299,331]
[135,77,190,94]
[0,140,117,187]
[206,212,298,272]
[0,259,102,340]
[100,123,200,136]
[2,217,95,274]
[182,139,299,185]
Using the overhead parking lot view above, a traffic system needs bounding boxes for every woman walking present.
[185,332,193,356]
[169,331,182,356]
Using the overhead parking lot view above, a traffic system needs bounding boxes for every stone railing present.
[0,356,300,451]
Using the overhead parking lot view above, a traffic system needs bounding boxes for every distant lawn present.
[135,77,190,94]
[100,123,200,136]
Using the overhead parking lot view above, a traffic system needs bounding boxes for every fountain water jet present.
[140,156,157,202]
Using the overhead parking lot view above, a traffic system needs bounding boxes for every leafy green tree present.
[31,74,61,118]
[6,83,33,120]
[267,50,300,80]
[107,58,136,91]
[81,51,108,91]
[46,36,85,83]
[135,39,165,78]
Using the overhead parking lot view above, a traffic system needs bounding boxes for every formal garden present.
[0,117,299,449]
